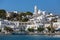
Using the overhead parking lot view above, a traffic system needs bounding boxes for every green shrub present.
[4,26,13,32]
[37,27,44,32]
[28,28,34,32]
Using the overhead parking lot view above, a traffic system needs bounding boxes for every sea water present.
[0,35,60,40]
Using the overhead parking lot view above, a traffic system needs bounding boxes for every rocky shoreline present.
[0,32,60,35]
[27,32,60,35]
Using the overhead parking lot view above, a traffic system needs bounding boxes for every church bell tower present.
[34,5,38,15]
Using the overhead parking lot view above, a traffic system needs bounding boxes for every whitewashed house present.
[53,18,60,30]
[25,5,59,32]
[0,5,59,32]
[0,19,20,31]
[25,6,46,31]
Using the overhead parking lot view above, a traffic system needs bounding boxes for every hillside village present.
[0,6,60,34]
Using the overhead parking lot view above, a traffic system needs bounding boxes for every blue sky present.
[0,0,60,14]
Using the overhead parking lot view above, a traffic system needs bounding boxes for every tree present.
[51,18,57,22]
[4,26,13,32]
[0,9,6,13]
[25,12,33,16]
[0,9,6,19]
[5,11,33,21]
[28,28,34,32]
[47,26,55,33]
[18,12,30,22]
[37,27,44,32]
[7,12,19,21]
[22,17,29,22]
[10,13,17,18]
[18,12,26,21]
[19,12,26,17]
[47,27,51,32]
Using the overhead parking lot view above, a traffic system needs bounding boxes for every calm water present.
[0,35,60,40]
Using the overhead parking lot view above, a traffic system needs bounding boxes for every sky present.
[0,0,60,14]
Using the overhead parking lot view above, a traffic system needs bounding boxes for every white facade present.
[25,5,60,31]
[53,18,60,30]
[33,5,38,15]
[0,5,60,32]
[25,5,47,30]
[13,11,18,13]
[0,20,19,30]
[6,12,11,17]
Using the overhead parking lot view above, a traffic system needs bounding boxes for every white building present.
[13,11,18,13]
[0,5,59,32]
[53,18,60,30]
[25,5,60,31]
[6,11,11,17]
[25,5,47,31]
[0,19,19,31]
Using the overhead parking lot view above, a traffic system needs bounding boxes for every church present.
[25,5,59,32]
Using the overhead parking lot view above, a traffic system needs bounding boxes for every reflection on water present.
[53,35,60,37]
[43,35,60,38]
